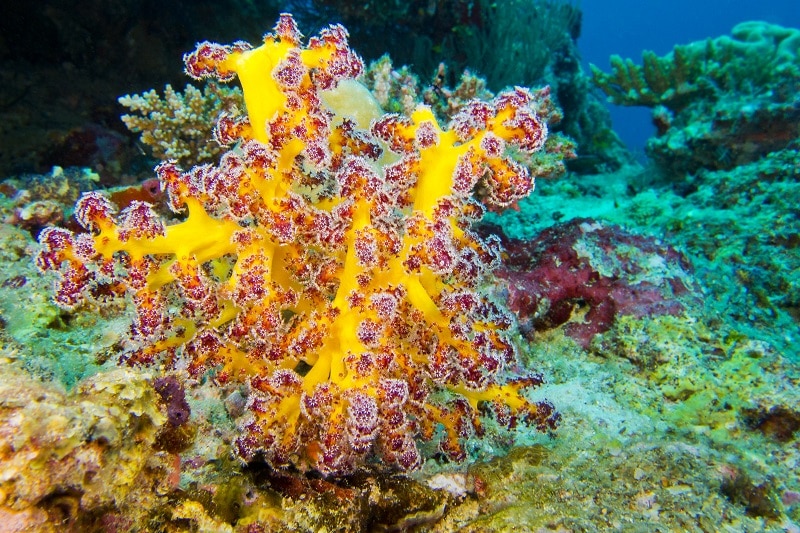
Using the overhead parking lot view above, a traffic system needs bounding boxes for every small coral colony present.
[37,14,567,474]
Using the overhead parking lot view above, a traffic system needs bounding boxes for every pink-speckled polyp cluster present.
[37,14,562,475]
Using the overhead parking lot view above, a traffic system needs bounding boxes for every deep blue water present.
[580,1,800,155]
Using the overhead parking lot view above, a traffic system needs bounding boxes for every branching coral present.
[119,83,244,166]
[37,14,563,475]
[591,21,800,113]
[591,22,800,174]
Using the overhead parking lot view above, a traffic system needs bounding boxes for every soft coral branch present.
[37,13,563,475]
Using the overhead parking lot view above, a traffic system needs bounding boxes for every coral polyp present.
[36,14,563,475]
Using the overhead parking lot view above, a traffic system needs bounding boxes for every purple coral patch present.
[493,218,696,347]
[154,375,191,427]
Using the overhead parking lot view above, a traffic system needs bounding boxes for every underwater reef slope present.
[0,11,798,533]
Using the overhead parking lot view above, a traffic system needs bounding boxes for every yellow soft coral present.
[38,14,560,474]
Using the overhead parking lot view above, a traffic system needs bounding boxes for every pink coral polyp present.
[36,14,564,475]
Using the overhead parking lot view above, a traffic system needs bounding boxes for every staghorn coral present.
[591,22,800,175]
[119,82,244,167]
[36,14,564,476]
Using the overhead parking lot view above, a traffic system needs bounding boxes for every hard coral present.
[119,83,244,167]
[37,14,563,475]
[494,218,695,348]
[591,22,800,175]
[591,22,800,112]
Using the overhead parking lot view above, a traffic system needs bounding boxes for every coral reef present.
[594,314,800,440]
[0,364,170,532]
[0,167,101,236]
[0,346,461,532]
[591,21,800,175]
[491,217,695,347]
[462,138,800,528]
[672,149,800,345]
[119,83,244,167]
[0,215,132,388]
[309,0,628,173]
[424,66,495,122]
[439,0,628,173]
[604,147,800,356]
[362,55,426,118]
[36,15,565,475]
[1,5,798,533]
[363,57,578,181]
[591,21,800,110]
[429,307,799,531]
